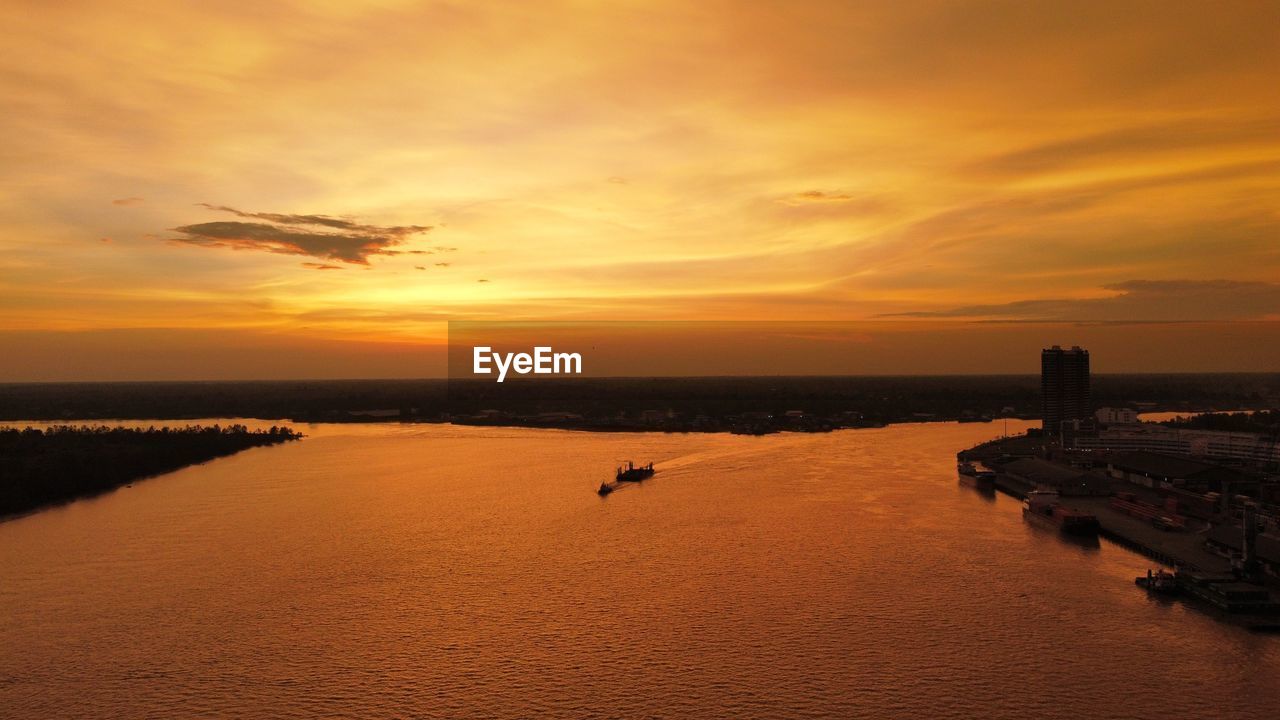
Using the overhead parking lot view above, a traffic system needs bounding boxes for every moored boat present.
[957,461,996,489]
[1134,568,1280,629]
[1175,571,1280,615]
[1136,568,1179,595]
[1022,490,1099,535]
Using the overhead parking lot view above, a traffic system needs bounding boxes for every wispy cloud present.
[783,190,855,204]
[772,190,889,220]
[112,197,144,206]
[881,280,1280,322]
[967,118,1280,178]
[170,205,433,264]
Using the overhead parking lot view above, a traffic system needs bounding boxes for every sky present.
[1,1,1277,379]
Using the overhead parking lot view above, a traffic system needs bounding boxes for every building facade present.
[1074,424,1280,465]
[1041,345,1091,438]
[1095,407,1139,425]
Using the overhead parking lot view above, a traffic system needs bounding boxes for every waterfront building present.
[1205,525,1280,580]
[1074,425,1280,465]
[1101,450,1248,492]
[1041,345,1091,438]
[1095,407,1139,425]
[1001,457,1111,496]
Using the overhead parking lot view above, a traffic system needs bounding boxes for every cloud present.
[773,190,888,219]
[170,205,433,264]
[882,280,1280,322]
[783,190,855,204]
[112,197,144,206]
[196,204,430,237]
[968,118,1280,178]
[301,262,343,270]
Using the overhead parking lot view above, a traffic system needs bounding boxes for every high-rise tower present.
[1041,345,1090,438]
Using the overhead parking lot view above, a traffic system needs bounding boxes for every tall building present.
[1041,345,1090,438]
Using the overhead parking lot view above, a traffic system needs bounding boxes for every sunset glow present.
[2,1,1277,377]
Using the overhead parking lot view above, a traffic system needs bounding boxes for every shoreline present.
[0,404,1235,437]
[0,425,302,522]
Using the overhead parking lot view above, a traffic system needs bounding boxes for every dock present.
[989,471,1231,573]
[992,474,1034,500]
[1071,497,1232,573]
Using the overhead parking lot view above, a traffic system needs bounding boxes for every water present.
[2,420,1277,718]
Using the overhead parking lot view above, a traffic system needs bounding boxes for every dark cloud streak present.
[170,205,433,264]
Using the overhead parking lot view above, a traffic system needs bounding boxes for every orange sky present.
[1,1,1277,379]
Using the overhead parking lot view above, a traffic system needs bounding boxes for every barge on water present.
[616,461,654,482]
[1022,490,1100,536]
[957,461,996,490]
[597,461,655,495]
[1137,568,1280,631]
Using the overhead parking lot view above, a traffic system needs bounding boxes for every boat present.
[616,461,655,482]
[1175,572,1280,615]
[1134,569,1280,630]
[957,461,996,489]
[1022,490,1099,535]
[1135,568,1179,595]
[596,461,654,495]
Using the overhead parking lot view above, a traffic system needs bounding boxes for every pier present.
[1070,497,1232,573]
[987,468,1232,573]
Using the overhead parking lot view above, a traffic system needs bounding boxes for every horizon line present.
[4,370,1279,385]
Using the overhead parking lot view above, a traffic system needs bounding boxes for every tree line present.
[0,424,301,518]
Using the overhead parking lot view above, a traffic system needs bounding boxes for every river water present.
[2,420,1277,718]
